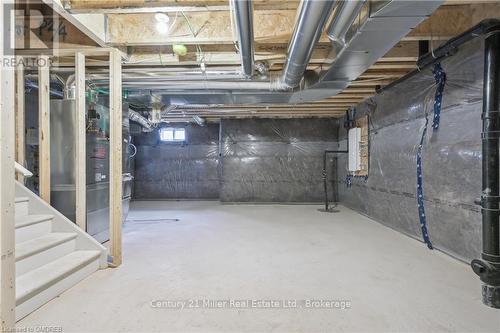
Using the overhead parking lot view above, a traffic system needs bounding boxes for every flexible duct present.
[232,0,255,78]
[85,0,335,92]
[129,109,153,131]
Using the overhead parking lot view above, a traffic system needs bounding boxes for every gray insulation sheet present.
[133,118,339,202]
[133,123,220,199]
[220,118,338,202]
[337,39,484,261]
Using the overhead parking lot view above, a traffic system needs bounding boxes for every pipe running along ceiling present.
[108,0,443,107]
[49,0,445,114]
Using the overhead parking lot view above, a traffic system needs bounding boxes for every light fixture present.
[155,12,170,34]
[154,13,170,23]
[156,22,169,34]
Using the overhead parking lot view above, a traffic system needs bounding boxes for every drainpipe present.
[279,0,336,89]
[471,28,500,309]
[364,19,500,308]
[232,0,255,78]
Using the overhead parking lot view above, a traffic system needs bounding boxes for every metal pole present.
[323,151,329,211]
[321,150,348,213]
[471,28,500,309]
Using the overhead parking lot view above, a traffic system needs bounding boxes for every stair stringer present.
[15,181,108,269]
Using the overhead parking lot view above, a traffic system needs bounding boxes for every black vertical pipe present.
[323,151,329,211]
[482,32,500,262]
[322,150,348,212]
[472,29,500,309]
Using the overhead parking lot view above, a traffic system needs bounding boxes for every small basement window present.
[160,127,186,142]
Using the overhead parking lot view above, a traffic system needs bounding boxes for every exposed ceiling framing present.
[27,1,500,119]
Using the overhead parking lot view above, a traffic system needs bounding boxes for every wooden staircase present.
[14,183,107,321]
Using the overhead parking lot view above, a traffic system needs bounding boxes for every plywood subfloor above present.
[43,1,500,119]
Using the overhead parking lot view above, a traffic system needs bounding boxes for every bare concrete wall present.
[337,39,484,262]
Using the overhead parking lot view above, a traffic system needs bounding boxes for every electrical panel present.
[348,127,362,172]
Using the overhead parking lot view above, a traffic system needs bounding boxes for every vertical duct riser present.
[233,0,255,78]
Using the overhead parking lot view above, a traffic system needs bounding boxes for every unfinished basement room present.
[2,0,500,332]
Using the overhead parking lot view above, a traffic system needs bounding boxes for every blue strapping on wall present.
[416,63,447,250]
[432,63,446,129]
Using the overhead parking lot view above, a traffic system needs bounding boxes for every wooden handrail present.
[14,162,33,178]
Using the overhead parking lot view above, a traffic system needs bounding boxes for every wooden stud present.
[38,55,51,203]
[15,58,25,183]
[109,49,123,267]
[75,52,87,231]
[0,1,17,326]
[354,116,369,177]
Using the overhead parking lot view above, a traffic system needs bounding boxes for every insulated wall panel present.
[220,118,339,202]
[337,39,484,261]
[133,123,220,199]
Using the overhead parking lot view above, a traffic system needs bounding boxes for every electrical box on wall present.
[348,127,362,172]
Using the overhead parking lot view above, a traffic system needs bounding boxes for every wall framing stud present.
[0,2,17,326]
[109,49,123,267]
[75,52,87,231]
[38,55,51,203]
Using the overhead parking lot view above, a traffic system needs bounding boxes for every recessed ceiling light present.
[155,13,170,23]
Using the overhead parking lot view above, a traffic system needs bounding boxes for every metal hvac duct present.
[327,0,366,49]
[128,109,153,131]
[279,0,336,89]
[86,0,335,92]
[232,0,255,78]
[79,0,444,106]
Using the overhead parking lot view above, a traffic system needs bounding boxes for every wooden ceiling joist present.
[37,1,500,120]
[64,0,301,11]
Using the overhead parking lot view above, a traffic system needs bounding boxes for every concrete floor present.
[20,201,500,332]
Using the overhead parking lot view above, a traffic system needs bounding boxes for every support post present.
[472,28,500,309]
[109,49,123,267]
[15,59,25,183]
[38,56,51,203]
[0,2,17,327]
[75,53,86,231]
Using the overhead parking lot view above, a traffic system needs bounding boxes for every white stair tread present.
[15,214,53,229]
[16,250,101,305]
[16,233,77,261]
[15,197,29,203]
